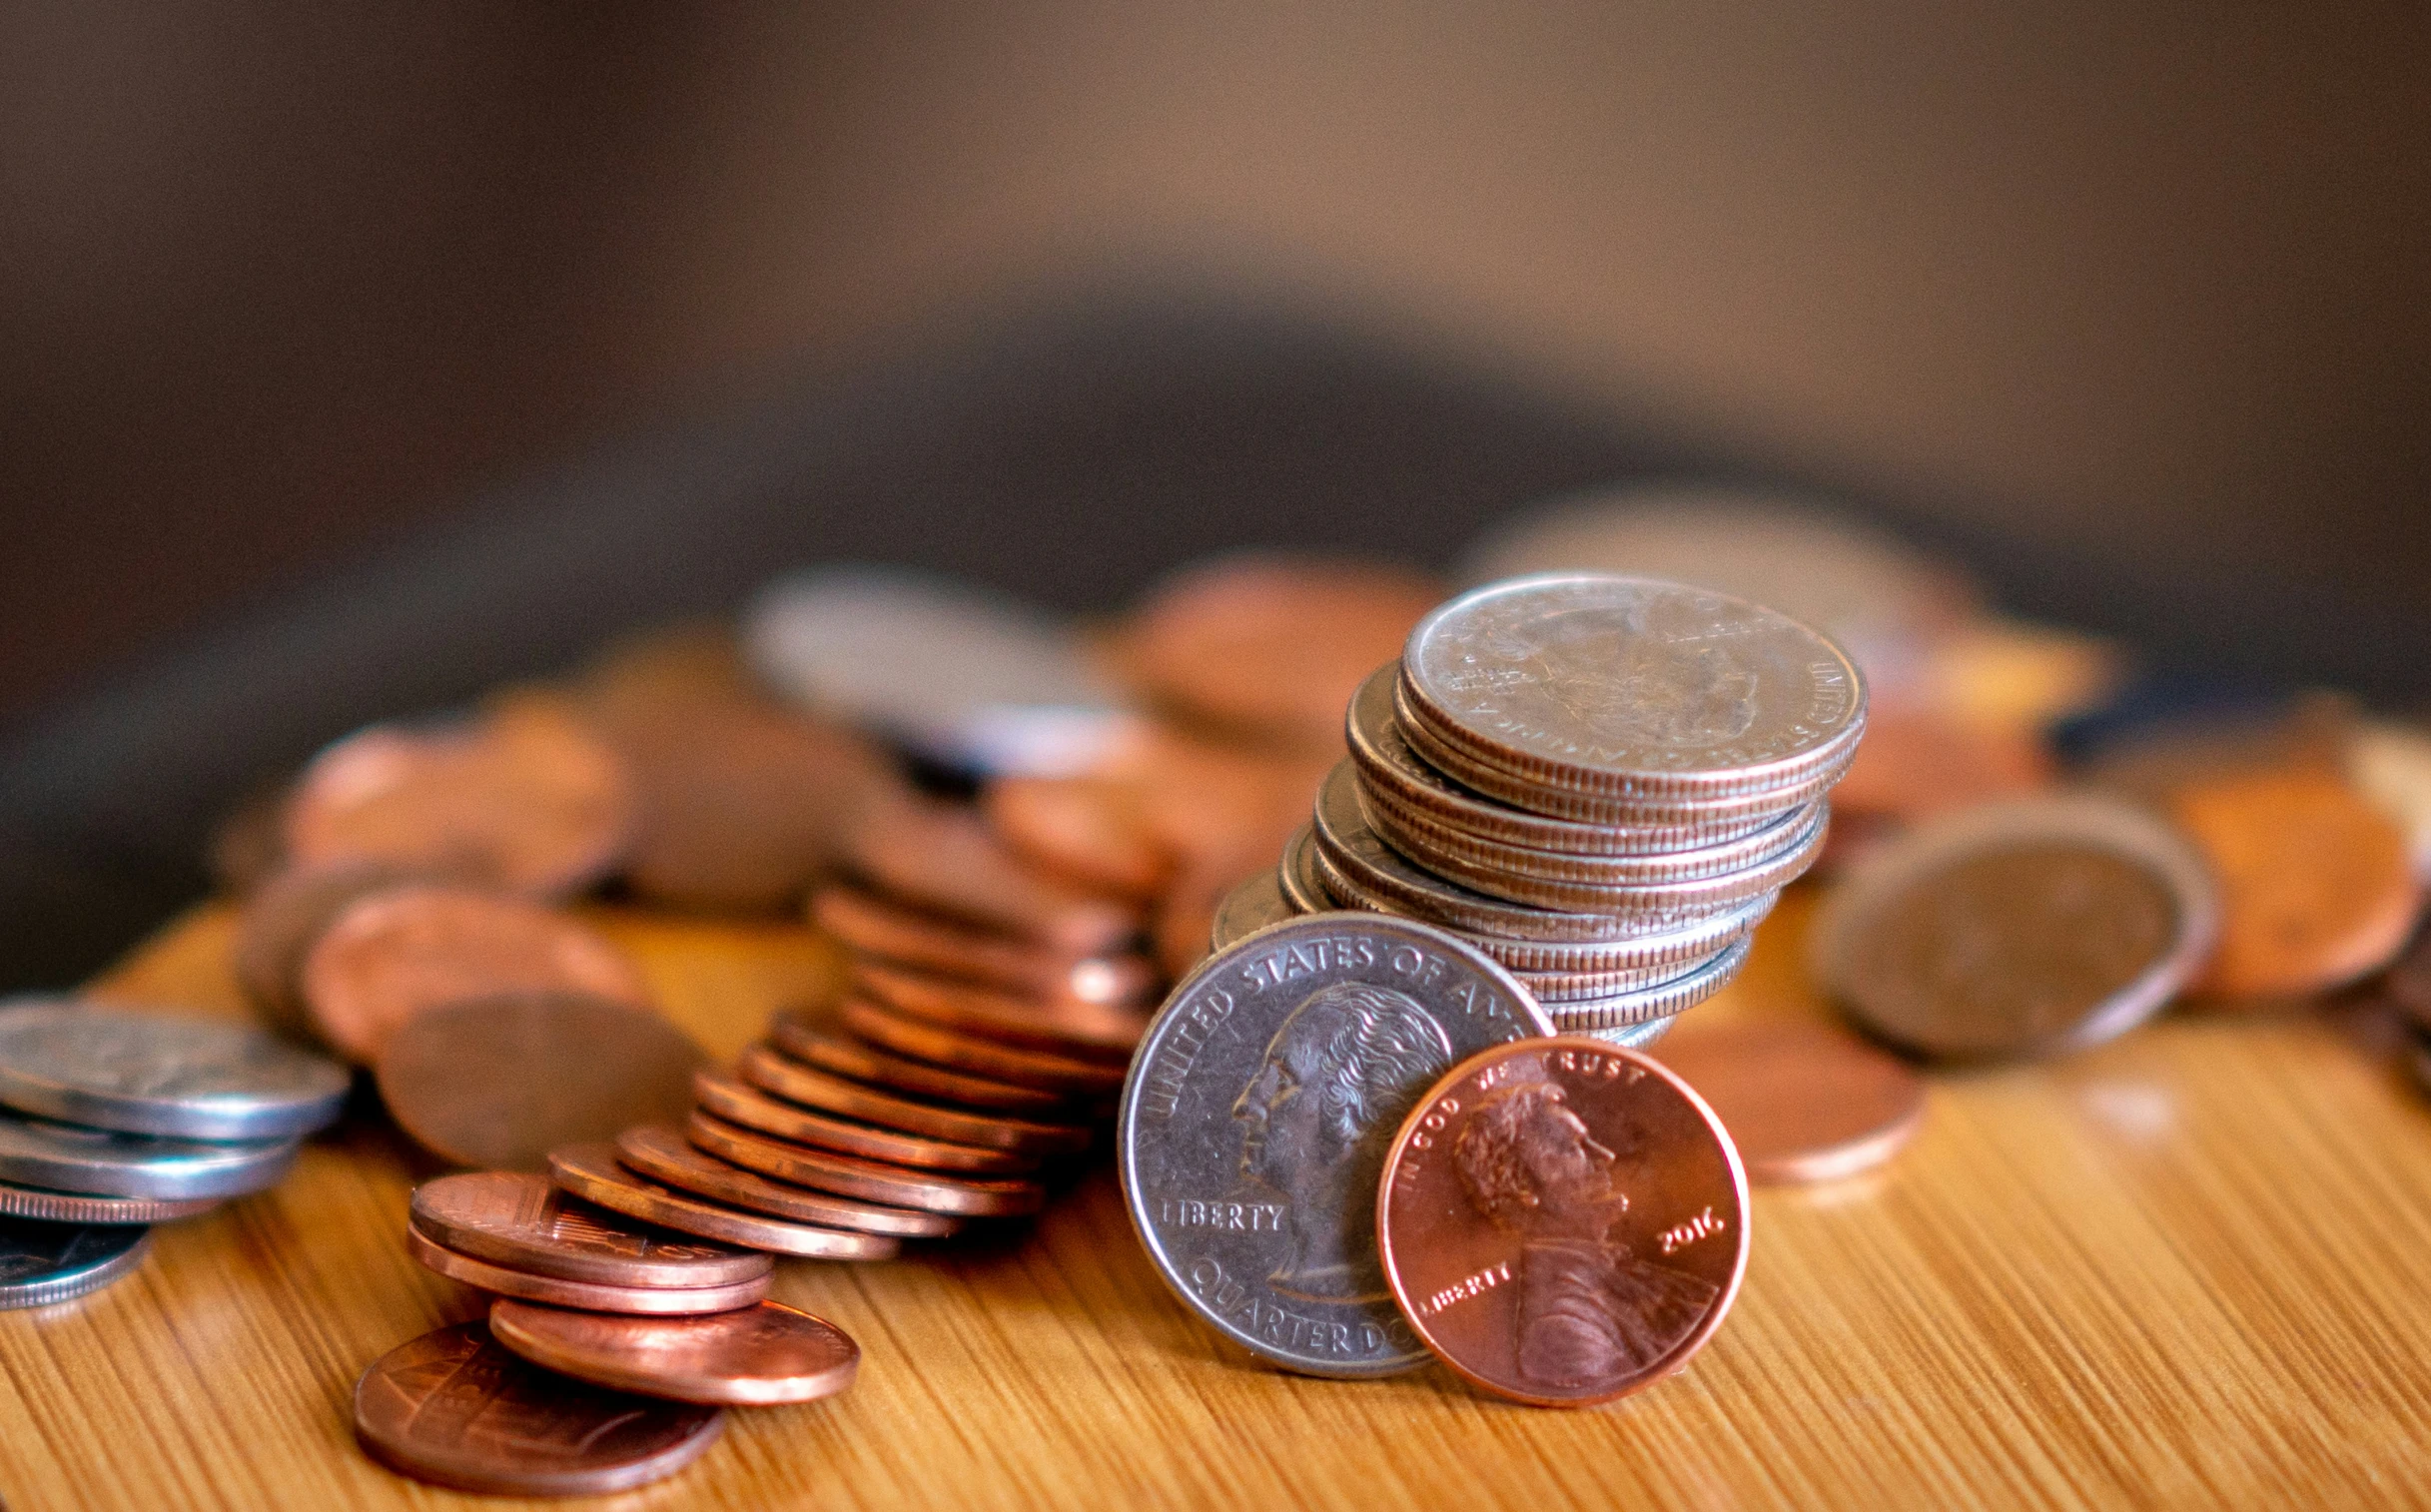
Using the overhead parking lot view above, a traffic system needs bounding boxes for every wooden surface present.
[5,888,2430,1510]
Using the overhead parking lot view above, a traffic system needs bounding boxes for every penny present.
[490,1297,861,1406]
[769,1012,1073,1116]
[841,794,1141,955]
[1531,935,1755,1028]
[838,1000,1127,1097]
[1827,703,2053,824]
[1813,796,2217,1061]
[284,699,635,899]
[854,960,1144,1064]
[0,1179,217,1226]
[983,776,1174,901]
[376,992,701,1170]
[695,1068,1041,1175]
[810,886,1153,1007]
[739,1044,1090,1157]
[614,1125,959,1238]
[408,1171,770,1288]
[689,1114,1047,1217]
[0,1108,298,1199]
[1211,870,1299,951]
[406,1223,773,1312]
[2169,771,2420,998]
[233,860,421,1041]
[547,1142,903,1260]
[301,883,651,1064]
[353,1321,724,1496]
[1117,913,1554,1379]
[2349,720,2431,882]
[1650,1019,1926,1183]
[0,1219,152,1310]
[0,1003,349,1141]
[1376,1036,1750,1407]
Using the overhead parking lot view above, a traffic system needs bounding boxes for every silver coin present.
[1399,574,1866,802]
[746,566,1135,776]
[0,1003,351,1140]
[1211,871,1301,953]
[0,1109,299,1199]
[1535,933,1756,1028]
[0,1218,152,1310]
[1585,1014,1677,1051]
[0,1179,218,1226]
[1518,937,1739,1002]
[1118,913,1554,1378]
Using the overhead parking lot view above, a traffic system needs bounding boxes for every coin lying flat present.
[0,1219,153,1310]
[0,1003,350,1140]
[614,1125,958,1238]
[548,1142,903,1260]
[406,1222,772,1312]
[1118,914,1554,1379]
[0,1109,297,1200]
[1651,1019,1926,1183]
[838,1001,1126,1098]
[491,1297,861,1406]
[688,1114,1046,1218]
[1376,1036,1750,1407]
[770,1012,1073,1117]
[0,1179,218,1226]
[354,1321,724,1496]
[1212,870,1299,952]
[695,1068,1041,1175]
[854,960,1144,1064]
[409,1171,770,1288]
[1812,796,2218,1062]
[739,1045,1089,1157]
[811,886,1152,1007]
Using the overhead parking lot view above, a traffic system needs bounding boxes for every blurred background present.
[2,3,2426,982]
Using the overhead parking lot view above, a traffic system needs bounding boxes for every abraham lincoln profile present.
[1452,1077,1719,1389]
[1230,982,1455,1302]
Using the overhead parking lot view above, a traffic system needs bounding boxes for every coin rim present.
[488,1296,862,1406]
[406,1170,772,1288]
[0,1224,153,1310]
[613,1124,958,1238]
[546,1142,903,1260]
[0,1005,351,1141]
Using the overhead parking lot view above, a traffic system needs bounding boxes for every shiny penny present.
[854,959,1144,1064]
[1376,1036,1750,1407]
[614,1125,959,1238]
[688,1114,1046,1217]
[0,1002,349,1140]
[547,1141,903,1260]
[406,1222,773,1313]
[770,1011,1073,1117]
[490,1297,861,1407]
[838,999,1127,1098]
[408,1170,769,1288]
[695,1068,1041,1175]
[810,885,1152,1007]
[1650,1019,1926,1183]
[739,1044,1090,1157]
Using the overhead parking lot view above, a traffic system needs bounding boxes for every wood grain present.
[4,887,2429,1510]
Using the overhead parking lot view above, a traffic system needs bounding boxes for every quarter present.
[0,1003,349,1140]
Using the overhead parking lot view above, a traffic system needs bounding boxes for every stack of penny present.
[1234,573,1867,1046]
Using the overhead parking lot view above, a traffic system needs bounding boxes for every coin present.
[769,1012,1073,1116]
[1212,871,1299,951]
[302,883,651,1064]
[1530,935,1755,1025]
[614,1125,959,1238]
[1650,1020,1926,1183]
[810,886,1152,1007]
[837,1001,1128,1098]
[1826,703,2053,824]
[695,1068,1041,1175]
[0,1003,349,1141]
[854,959,1144,1064]
[1813,796,2218,1061]
[353,1321,724,1496]
[0,1219,152,1310]
[406,1223,774,1312]
[232,860,421,1040]
[490,1297,861,1406]
[1117,913,1554,1379]
[2348,720,2431,882]
[688,1113,1047,1217]
[208,785,288,897]
[0,1180,217,1225]
[0,1109,298,1199]
[408,1171,770,1288]
[983,776,1175,901]
[841,794,1141,955]
[2169,771,2420,998]
[1375,1036,1750,1407]
[1278,825,1331,913]
[738,1044,1090,1157]
[1586,1016,1676,1051]
[1514,941,1736,1002]
[546,1143,903,1260]
[375,992,702,1170]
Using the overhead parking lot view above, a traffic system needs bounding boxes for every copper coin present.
[694,1068,1040,1175]
[209,785,290,897]
[740,1044,1090,1157]
[406,1223,773,1313]
[376,991,701,1170]
[769,1011,1072,1116]
[982,775,1175,900]
[353,1320,724,1496]
[409,1170,769,1287]
[1649,1020,1926,1183]
[301,883,651,1064]
[614,1125,958,1238]
[841,794,1139,954]
[1828,702,2053,824]
[838,999,1127,1097]
[548,1142,902,1260]
[688,1113,1047,1218]
[2170,770,2421,997]
[284,698,635,899]
[490,1297,861,1406]
[1376,1037,1750,1407]
[0,1179,217,1226]
[232,860,420,1040]
[810,885,1153,1007]
[854,959,1143,1064]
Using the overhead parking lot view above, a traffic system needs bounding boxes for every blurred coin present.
[769,1012,1072,1117]
[353,1321,723,1496]
[2079,691,2355,806]
[810,886,1151,1007]
[614,1125,958,1238]
[1534,935,1756,1029]
[302,883,650,1064]
[837,1000,1127,1098]
[490,1297,860,1407]
[234,861,422,1041]
[0,1109,296,1199]
[1375,1036,1749,1406]
[207,785,289,897]
[0,1219,152,1310]
[376,992,701,1171]
[0,1179,216,1226]
[983,776,1174,901]
[2348,720,2431,883]
[1211,870,1298,951]
[0,1003,348,1141]
[694,1069,1040,1175]
[842,795,1140,956]
[1650,1020,1925,1183]
[854,959,1144,1064]
[405,1222,773,1311]
[1813,796,2216,1061]
[1823,703,2053,825]
[688,1114,1047,1217]
[1921,619,2125,729]
[547,1142,903,1260]
[409,1171,768,1288]
[739,1045,1089,1157]
[1118,914,1553,1379]
[2170,771,2420,998]
[748,566,1135,777]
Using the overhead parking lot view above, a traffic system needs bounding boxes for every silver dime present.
[1536,933,1756,1028]
[0,1003,350,1140]
[1211,871,1301,953]
[1118,914,1554,1378]
[0,1109,299,1200]
[0,1218,152,1310]
[0,1179,218,1225]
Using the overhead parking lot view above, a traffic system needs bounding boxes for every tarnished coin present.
[0,1003,349,1140]
[0,1219,151,1310]
[738,1044,1090,1157]
[0,1109,297,1200]
[490,1297,861,1406]
[1279,826,1330,914]
[1531,934,1755,1026]
[1212,870,1300,952]
[615,1125,959,1238]
[406,1223,774,1312]
[353,1321,724,1496]
[688,1114,1047,1217]
[1813,796,2217,1061]
[983,776,1174,901]
[302,883,651,1064]
[233,860,422,1039]
[376,992,701,1170]
[408,1171,769,1288]
[770,1013,1074,1116]
[1376,1037,1750,1406]
[810,886,1152,1007]
[1118,914,1554,1379]
[694,1069,1041,1175]
[0,1180,217,1226]
[547,1143,902,1260]
[837,1001,1127,1098]
[1651,1020,1926,1183]
[842,795,1141,955]
[854,960,1144,1064]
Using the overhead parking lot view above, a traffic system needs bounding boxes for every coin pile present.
[0,1001,347,1308]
